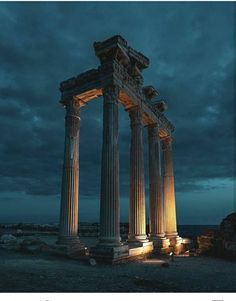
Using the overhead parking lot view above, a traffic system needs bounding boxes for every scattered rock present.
[89,258,97,266]
[16,229,23,236]
[197,212,236,259]
[19,238,49,254]
[0,234,17,244]
[197,228,222,256]
[21,238,44,246]
[189,249,198,256]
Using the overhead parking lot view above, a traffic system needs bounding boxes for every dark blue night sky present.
[0,2,235,225]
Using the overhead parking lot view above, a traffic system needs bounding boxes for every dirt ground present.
[0,236,236,292]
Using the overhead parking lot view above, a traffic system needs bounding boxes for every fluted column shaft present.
[148,124,165,239]
[99,84,121,246]
[128,107,147,242]
[57,98,81,245]
[162,136,178,238]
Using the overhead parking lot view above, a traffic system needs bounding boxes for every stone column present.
[148,124,169,249]
[57,98,82,247]
[98,84,121,246]
[162,136,181,246]
[128,106,147,242]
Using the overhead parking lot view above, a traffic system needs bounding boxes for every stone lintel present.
[94,35,128,52]
[60,69,100,92]
[94,35,149,70]
[128,46,149,70]
[94,36,130,65]
[59,67,175,134]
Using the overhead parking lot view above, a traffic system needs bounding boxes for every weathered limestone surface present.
[220,212,236,258]
[197,213,236,259]
[57,98,83,248]
[60,36,175,136]
[162,136,181,246]
[58,35,181,261]
[220,212,236,241]
[148,124,170,249]
[128,107,148,243]
[98,84,121,247]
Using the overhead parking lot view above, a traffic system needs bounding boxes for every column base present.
[128,234,149,243]
[90,241,154,263]
[56,235,81,246]
[53,235,86,258]
[90,244,129,263]
[165,232,182,247]
[128,241,154,257]
[149,234,170,250]
[98,236,122,247]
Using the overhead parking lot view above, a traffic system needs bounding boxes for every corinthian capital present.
[64,98,81,118]
[161,136,173,151]
[128,106,143,128]
[148,123,160,139]
[102,84,120,103]
[63,98,81,139]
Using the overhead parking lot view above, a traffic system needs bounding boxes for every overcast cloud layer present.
[0,2,235,224]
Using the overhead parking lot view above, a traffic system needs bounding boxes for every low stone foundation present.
[89,241,154,263]
[49,242,87,259]
[128,241,153,257]
[89,244,129,263]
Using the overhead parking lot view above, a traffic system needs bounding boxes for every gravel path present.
[0,236,236,292]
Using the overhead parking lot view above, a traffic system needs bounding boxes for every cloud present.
[0,2,234,223]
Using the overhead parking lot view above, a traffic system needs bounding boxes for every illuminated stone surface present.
[162,136,182,246]
[57,98,83,249]
[58,35,180,261]
[128,107,148,243]
[148,124,170,249]
[98,84,121,247]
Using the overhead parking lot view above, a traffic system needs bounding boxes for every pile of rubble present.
[0,234,17,248]
[197,229,223,256]
[220,212,236,258]
[197,212,236,259]
[0,234,49,253]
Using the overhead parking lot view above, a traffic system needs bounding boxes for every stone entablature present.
[60,55,175,137]
[94,35,149,70]
[57,35,180,262]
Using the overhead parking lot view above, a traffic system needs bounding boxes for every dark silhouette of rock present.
[220,212,236,258]
[220,212,236,241]
[197,212,236,259]
[19,238,49,254]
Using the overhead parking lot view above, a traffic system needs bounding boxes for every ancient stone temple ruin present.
[57,35,182,262]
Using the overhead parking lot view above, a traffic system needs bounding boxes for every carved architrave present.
[59,36,175,137]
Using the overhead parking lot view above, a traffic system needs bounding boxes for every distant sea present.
[178,225,219,239]
[0,220,218,239]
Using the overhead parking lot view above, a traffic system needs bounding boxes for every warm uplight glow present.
[143,259,165,264]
